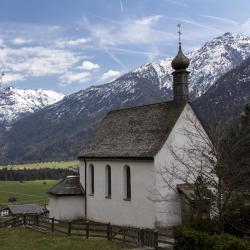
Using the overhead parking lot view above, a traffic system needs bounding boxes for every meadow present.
[0,228,124,250]
[0,180,58,205]
[0,161,79,170]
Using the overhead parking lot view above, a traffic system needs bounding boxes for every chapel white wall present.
[80,160,156,228]
[154,103,211,227]
[48,195,85,221]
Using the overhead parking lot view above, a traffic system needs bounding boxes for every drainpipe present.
[84,158,87,219]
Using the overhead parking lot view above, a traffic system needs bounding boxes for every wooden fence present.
[0,215,173,249]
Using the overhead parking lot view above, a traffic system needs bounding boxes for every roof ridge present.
[109,100,175,113]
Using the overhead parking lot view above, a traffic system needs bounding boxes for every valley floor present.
[0,180,58,205]
[0,227,125,250]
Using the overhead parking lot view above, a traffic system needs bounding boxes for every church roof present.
[48,176,84,196]
[79,101,186,159]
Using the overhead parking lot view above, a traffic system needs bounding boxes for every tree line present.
[0,168,76,181]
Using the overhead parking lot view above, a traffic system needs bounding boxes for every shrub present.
[173,225,250,250]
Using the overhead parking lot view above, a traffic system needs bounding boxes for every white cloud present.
[59,71,91,85]
[0,46,80,77]
[79,60,100,70]
[12,37,32,45]
[55,38,90,48]
[101,70,121,82]
[1,73,25,84]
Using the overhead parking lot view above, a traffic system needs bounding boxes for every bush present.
[173,225,250,250]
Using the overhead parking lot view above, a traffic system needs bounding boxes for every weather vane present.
[177,23,182,45]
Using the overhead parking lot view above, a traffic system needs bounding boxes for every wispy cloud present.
[241,18,250,35]
[120,0,124,13]
[81,15,174,46]
[162,0,189,8]
[55,38,90,48]
[201,15,238,26]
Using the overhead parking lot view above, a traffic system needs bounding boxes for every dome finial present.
[171,23,190,71]
[177,23,182,49]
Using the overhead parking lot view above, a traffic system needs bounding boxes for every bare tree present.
[159,112,249,234]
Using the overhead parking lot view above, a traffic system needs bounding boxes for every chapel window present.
[105,165,111,198]
[124,165,131,200]
[89,164,94,195]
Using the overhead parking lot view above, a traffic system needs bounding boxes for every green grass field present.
[0,161,79,170]
[0,228,125,250]
[0,180,58,205]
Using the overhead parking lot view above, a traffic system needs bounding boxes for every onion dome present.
[171,43,190,70]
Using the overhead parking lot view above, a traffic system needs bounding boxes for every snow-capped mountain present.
[1,32,250,163]
[0,87,65,126]
[195,55,250,125]
[134,32,250,97]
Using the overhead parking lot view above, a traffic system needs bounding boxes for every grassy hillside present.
[0,228,124,250]
[0,161,79,170]
[0,180,58,205]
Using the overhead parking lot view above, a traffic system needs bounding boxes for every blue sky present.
[0,0,250,94]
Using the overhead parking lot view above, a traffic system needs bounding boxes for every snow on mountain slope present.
[0,87,65,125]
[134,32,250,97]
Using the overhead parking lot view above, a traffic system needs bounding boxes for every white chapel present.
[48,39,211,229]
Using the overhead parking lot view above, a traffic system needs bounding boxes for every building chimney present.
[171,24,190,104]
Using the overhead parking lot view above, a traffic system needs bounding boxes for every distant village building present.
[48,39,211,228]
[0,204,46,217]
[0,205,9,217]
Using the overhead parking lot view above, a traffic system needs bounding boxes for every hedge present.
[173,225,250,250]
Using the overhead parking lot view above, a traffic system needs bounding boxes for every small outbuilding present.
[7,204,46,216]
[48,176,85,221]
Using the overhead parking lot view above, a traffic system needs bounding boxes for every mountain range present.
[0,32,250,163]
[0,87,64,126]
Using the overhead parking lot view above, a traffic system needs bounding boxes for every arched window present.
[105,165,111,198]
[89,164,94,195]
[124,165,131,200]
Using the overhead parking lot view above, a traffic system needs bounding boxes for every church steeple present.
[171,24,190,104]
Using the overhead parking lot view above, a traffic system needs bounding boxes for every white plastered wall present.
[48,195,85,221]
[80,160,156,228]
[154,103,211,227]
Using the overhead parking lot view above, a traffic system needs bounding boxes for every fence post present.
[154,230,158,250]
[23,215,26,225]
[107,223,111,240]
[36,215,39,226]
[86,221,89,239]
[140,229,144,247]
[68,222,71,236]
[13,217,16,227]
[51,218,54,232]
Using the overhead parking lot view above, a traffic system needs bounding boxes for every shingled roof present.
[8,204,45,215]
[48,176,84,196]
[79,101,185,159]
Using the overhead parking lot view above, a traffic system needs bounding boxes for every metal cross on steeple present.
[177,23,182,47]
